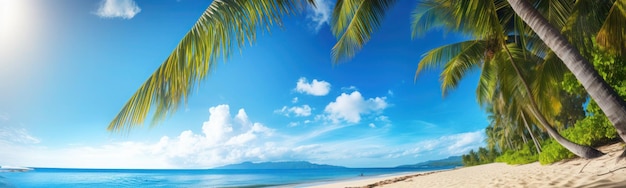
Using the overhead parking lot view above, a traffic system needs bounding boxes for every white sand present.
[309,143,626,188]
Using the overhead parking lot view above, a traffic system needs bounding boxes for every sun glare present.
[0,0,46,80]
[0,0,28,40]
[0,0,42,50]
[0,0,42,63]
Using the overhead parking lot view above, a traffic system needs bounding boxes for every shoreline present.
[304,169,451,188]
[305,143,626,188]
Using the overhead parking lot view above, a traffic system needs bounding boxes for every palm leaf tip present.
[108,0,306,131]
[330,0,398,63]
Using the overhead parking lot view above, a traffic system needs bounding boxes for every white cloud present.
[388,90,394,96]
[0,105,289,168]
[324,91,388,123]
[401,131,485,157]
[416,120,437,129]
[287,122,299,127]
[0,126,40,144]
[292,97,299,103]
[0,102,483,168]
[275,105,313,117]
[306,0,332,32]
[150,105,281,167]
[94,0,141,19]
[341,86,358,92]
[295,77,331,96]
[375,115,390,122]
[445,131,485,154]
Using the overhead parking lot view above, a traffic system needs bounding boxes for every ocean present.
[0,167,455,187]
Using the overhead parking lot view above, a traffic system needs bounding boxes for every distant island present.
[395,156,462,168]
[214,161,346,169]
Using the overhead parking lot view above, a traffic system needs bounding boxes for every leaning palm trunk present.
[503,45,604,158]
[521,111,541,153]
[520,127,528,144]
[527,104,605,158]
[507,0,626,148]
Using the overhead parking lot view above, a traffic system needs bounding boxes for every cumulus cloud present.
[306,0,332,32]
[295,77,331,96]
[292,97,299,103]
[324,91,388,123]
[275,105,313,117]
[94,0,141,19]
[0,105,287,168]
[0,101,482,168]
[150,105,281,167]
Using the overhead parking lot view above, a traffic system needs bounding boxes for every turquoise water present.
[0,167,455,187]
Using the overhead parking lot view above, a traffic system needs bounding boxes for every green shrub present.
[495,143,538,165]
[538,139,575,165]
[560,102,617,146]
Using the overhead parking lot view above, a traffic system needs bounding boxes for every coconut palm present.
[331,0,626,156]
[485,124,499,150]
[505,0,626,151]
[493,90,542,153]
[408,0,603,158]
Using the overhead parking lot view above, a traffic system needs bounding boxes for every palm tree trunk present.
[506,137,514,151]
[521,111,542,153]
[521,128,528,144]
[527,104,605,158]
[502,44,605,158]
[507,0,626,147]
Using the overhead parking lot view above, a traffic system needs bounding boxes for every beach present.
[310,143,626,188]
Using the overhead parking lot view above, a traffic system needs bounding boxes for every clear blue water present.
[0,167,455,187]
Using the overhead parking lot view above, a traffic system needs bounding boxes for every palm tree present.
[506,0,626,151]
[409,0,603,158]
[330,0,624,157]
[478,147,490,162]
[485,124,499,150]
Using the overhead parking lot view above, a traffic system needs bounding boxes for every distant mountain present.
[214,161,346,169]
[395,156,462,168]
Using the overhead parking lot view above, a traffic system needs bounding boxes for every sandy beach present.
[310,143,626,188]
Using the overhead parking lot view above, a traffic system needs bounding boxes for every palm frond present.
[453,0,504,39]
[597,0,626,56]
[411,0,455,38]
[562,0,612,59]
[330,0,397,62]
[108,0,307,132]
[534,0,574,29]
[476,55,497,107]
[414,40,486,96]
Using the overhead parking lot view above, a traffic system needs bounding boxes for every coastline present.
[306,143,626,188]
[304,170,448,188]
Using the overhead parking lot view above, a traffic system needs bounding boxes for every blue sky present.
[0,0,488,168]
